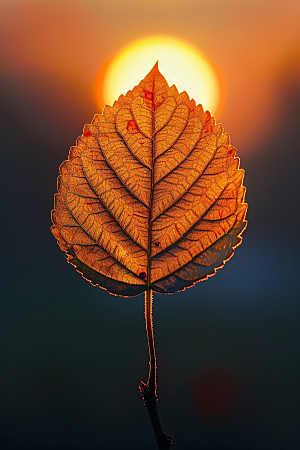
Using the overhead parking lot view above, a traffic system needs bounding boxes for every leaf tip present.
[150,60,160,73]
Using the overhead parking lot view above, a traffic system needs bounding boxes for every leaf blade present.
[51,63,247,296]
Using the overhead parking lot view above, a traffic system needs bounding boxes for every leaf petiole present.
[139,288,172,450]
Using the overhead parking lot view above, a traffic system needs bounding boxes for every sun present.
[95,35,223,116]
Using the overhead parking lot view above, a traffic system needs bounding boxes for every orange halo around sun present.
[95,36,225,117]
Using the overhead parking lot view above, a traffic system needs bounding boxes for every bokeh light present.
[192,364,247,425]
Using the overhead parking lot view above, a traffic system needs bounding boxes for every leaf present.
[51,63,247,297]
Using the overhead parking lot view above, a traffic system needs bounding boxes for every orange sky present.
[1,0,299,155]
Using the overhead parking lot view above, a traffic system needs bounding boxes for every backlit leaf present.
[51,63,247,296]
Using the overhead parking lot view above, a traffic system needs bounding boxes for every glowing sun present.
[96,35,223,115]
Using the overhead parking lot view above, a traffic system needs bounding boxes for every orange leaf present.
[51,63,247,296]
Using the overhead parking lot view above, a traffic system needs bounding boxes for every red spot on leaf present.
[202,124,213,136]
[127,120,139,133]
[138,271,147,280]
[83,127,92,137]
[143,90,153,100]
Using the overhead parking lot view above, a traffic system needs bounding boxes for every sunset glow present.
[96,36,222,115]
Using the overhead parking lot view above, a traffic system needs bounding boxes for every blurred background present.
[1,0,300,449]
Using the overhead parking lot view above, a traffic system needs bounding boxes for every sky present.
[1,1,300,449]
